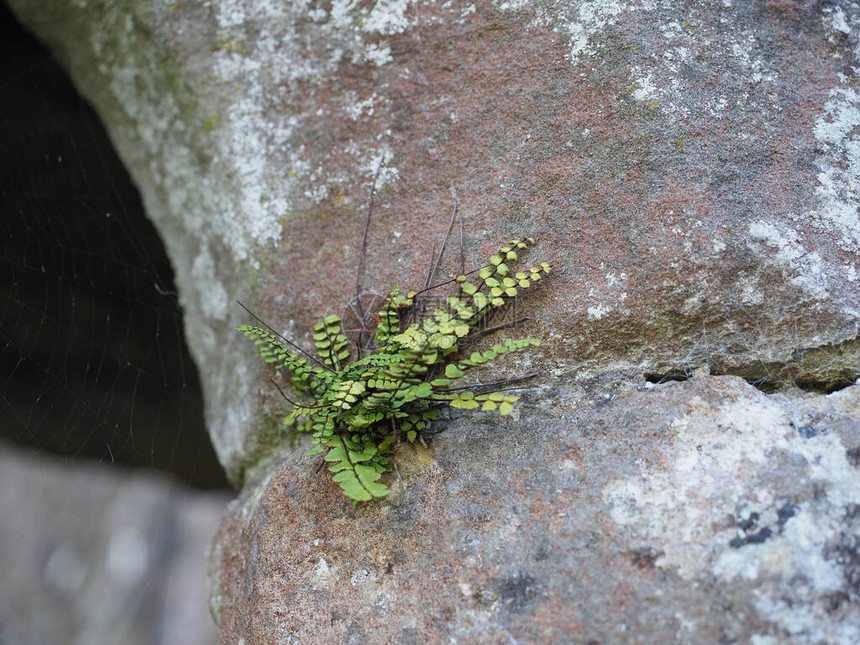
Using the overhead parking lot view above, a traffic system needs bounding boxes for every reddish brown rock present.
[10,0,859,479]
[211,376,860,643]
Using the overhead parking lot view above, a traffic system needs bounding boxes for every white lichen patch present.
[494,0,632,65]
[495,0,783,127]
[315,557,331,577]
[747,220,840,304]
[630,73,658,102]
[603,381,860,643]
[809,86,860,254]
[822,3,859,45]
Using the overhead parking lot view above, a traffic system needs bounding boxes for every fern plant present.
[238,237,550,502]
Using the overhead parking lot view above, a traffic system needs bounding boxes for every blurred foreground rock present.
[0,443,229,645]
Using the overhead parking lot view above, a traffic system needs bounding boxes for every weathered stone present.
[9,0,860,640]
[0,442,229,645]
[211,375,860,643]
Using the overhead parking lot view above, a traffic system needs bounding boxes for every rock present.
[0,442,229,645]
[211,375,860,643]
[8,0,860,641]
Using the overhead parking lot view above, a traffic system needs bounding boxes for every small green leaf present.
[499,401,514,415]
[481,400,497,412]
[328,461,351,473]
[412,382,433,398]
[332,471,373,502]
[490,254,503,266]
[472,292,488,308]
[431,378,452,387]
[437,334,456,349]
[460,282,478,295]
[325,446,347,462]
[445,364,466,378]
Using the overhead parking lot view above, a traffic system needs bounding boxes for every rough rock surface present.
[0,442,229,645]
[8,0,860,641]
[212,376,860,643]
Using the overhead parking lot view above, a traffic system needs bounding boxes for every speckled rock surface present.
[8,0,860,641]
[212,375,860,643]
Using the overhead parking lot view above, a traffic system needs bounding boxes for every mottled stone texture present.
[212,376,860,643]
[8,0,860,641]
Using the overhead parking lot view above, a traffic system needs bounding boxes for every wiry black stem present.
[354,160,385,357]
[425,198,460,289]
[270,379,331,410]
[408,266,483,298]
[269,378,300,407]
[466,317,531,342]
[440,372,540,393]
[237,300,332,371]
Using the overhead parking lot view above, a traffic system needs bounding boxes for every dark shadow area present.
[643,371,691,385]
[0,1,229,489]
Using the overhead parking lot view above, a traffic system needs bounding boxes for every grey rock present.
[0,442,228,645]
[211,375,860,643]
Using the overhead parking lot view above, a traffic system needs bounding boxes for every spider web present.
[0,4,228,490]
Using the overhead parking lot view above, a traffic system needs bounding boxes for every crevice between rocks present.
[646,335,860,395]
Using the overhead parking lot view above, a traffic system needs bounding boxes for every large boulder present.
[211,375,860,642]
[10,0,860,641]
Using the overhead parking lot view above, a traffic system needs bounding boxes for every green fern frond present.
[238,236,550,502]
